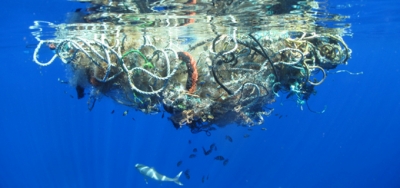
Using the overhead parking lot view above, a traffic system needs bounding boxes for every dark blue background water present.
[0,0,399,187]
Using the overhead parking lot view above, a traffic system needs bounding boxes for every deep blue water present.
[1,0,400,187]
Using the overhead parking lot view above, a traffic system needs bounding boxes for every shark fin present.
[173,171,183,186]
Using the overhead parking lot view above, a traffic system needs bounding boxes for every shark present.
[135,163,183,186]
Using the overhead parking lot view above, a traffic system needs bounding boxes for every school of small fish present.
[113,109,269,185]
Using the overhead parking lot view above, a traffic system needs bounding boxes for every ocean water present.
[0,0,400,188]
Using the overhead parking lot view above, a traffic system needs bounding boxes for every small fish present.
[123,110,129,116]
[202,147,212,156]
[162,111,165,118]
[214,156,225,161]
[279,115,282,119]
[177,160,182,167]
[189,154,196,158]
[223,159,229,166]
[202,147,207,155]
[261,128,267,131]
[207,175,209,180]
[202,176,205,183]
[111,110,115,114]
[243,134,250,138]
[226,135,233,142]
[210,143,216,149]
[193,148,197,152]
[184,169,190,179]
[132,117,135,121]
[188,140,191,144]
[69,95,74,98]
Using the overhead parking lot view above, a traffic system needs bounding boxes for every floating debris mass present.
[30,0,351,131]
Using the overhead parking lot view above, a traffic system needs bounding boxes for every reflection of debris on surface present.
[31,0,352,131]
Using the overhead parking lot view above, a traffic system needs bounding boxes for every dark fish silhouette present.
[189,154,196,158]
[202,143,216,155]
[184,169,190,179]
[132,117,135,121]
[177,160,182,167]
[214,156,225,160]
[223,159,229,166]
[202,147,212,156]
[193,148,197,152]
[226,135,233,142]
[162,111,165,118]
[214,145,217,151]
[188,140,191,144]
[210,143,216,150]
[202,176,205,183]
[111,110,115,114]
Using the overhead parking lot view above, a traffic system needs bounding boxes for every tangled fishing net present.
[30,0,352,130]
